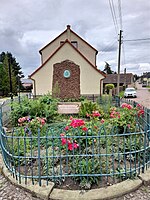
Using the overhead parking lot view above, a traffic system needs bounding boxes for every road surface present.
[126,83,150,109]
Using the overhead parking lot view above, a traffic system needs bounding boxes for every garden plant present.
[1,95,149,189]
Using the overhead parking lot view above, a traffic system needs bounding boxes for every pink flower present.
[110,111,120,118]
[138,109,144,117]
[101,119,105,123]
[82,127,88,131]
[121,103,133,110]
[127,104,133,110]
[64,126,69,131]
[127,124,130,128]
[86,113,90,117]
[137,104,143,109]
[60,133,65,137]
[70,119,85,128]
[68,142,79,151]
[121,103,128,108]
[40,118,46,125]
[61,138,67,145]
[92,111,101,117]
[18,117,28,123]
[70,116,73,120]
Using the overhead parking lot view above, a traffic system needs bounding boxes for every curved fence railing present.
[0,124,150,187]
[0,98,150,188]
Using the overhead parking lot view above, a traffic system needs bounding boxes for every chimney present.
[67,25,71,41]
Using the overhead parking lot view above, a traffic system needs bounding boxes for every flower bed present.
[0,99,149,189]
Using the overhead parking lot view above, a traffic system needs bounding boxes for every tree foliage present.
[103,62,116,74]
[0,52,24,96]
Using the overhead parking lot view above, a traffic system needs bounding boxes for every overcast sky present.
[0,0,150,77]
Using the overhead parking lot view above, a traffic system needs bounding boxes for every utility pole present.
[8,58,13,102]
[117,30,123,95]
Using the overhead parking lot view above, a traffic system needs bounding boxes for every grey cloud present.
[0,0,149,77]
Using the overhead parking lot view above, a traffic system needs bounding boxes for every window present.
[71,41,78,48]
[60,41,64,46]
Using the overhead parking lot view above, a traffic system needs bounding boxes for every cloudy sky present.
[0,0,150,77]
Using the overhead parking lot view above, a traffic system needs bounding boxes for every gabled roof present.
[143,72,150,78]
[39,25,98,55]
[103,73,133,84]
[29,39,105,78]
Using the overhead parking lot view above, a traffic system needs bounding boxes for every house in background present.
[141,72,150,87]
[29,25,105,98]
[103,73,134,93]
[21,79,33,91]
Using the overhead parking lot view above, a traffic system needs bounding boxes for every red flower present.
[64,126,69,131]
[101,119,105,123]
[61,138,67,145]
[68,142,79,151]
[70,119,85,128]
[92,111,101,117]
[138,109,144,117]
[121,103,133,110]
[70,116,73,120]
[82,127,88,131]
[40,118,46,125]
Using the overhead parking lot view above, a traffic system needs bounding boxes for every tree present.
[0,52,24,96]
[103,62,116,74]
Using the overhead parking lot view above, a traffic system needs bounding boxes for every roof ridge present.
[29,39,105,77]
[39,25,98,54]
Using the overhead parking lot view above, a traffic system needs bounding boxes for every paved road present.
[135,83,150,109]
[0,170,150,200]
[0,172,41,200]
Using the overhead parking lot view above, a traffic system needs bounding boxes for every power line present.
[100,40,117,55]
[108,0,119,35]
[118,0,123,30]
[124,38,150,42]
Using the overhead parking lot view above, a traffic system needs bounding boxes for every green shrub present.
[105,84,114,94]
[79,100,104,118]
[10,94,59,126]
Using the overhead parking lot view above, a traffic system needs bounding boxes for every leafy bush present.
[105,84,114,94]
[79,100,104,118]
[10,94,59,125]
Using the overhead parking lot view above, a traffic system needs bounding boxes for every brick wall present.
[52,60,80,99]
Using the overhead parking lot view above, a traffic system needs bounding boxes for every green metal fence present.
[0,98,150,188]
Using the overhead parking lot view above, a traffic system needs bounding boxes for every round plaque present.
[63,70,71,78]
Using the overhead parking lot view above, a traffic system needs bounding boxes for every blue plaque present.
[63,70,71,78]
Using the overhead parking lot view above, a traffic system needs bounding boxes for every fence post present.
[0,104,2,131]
[147,108,150,141]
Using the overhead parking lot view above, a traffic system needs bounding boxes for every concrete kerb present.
[0,153,149,200]
[0,154,54,200]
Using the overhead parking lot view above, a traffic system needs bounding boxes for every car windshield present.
[125,88,135,92]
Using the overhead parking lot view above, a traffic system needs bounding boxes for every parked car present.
[124,88,137,98]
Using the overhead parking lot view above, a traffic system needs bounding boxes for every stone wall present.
[52,60,80,99]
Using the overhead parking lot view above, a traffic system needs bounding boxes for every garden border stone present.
[0,154,149,200]
[0,154,54,200]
